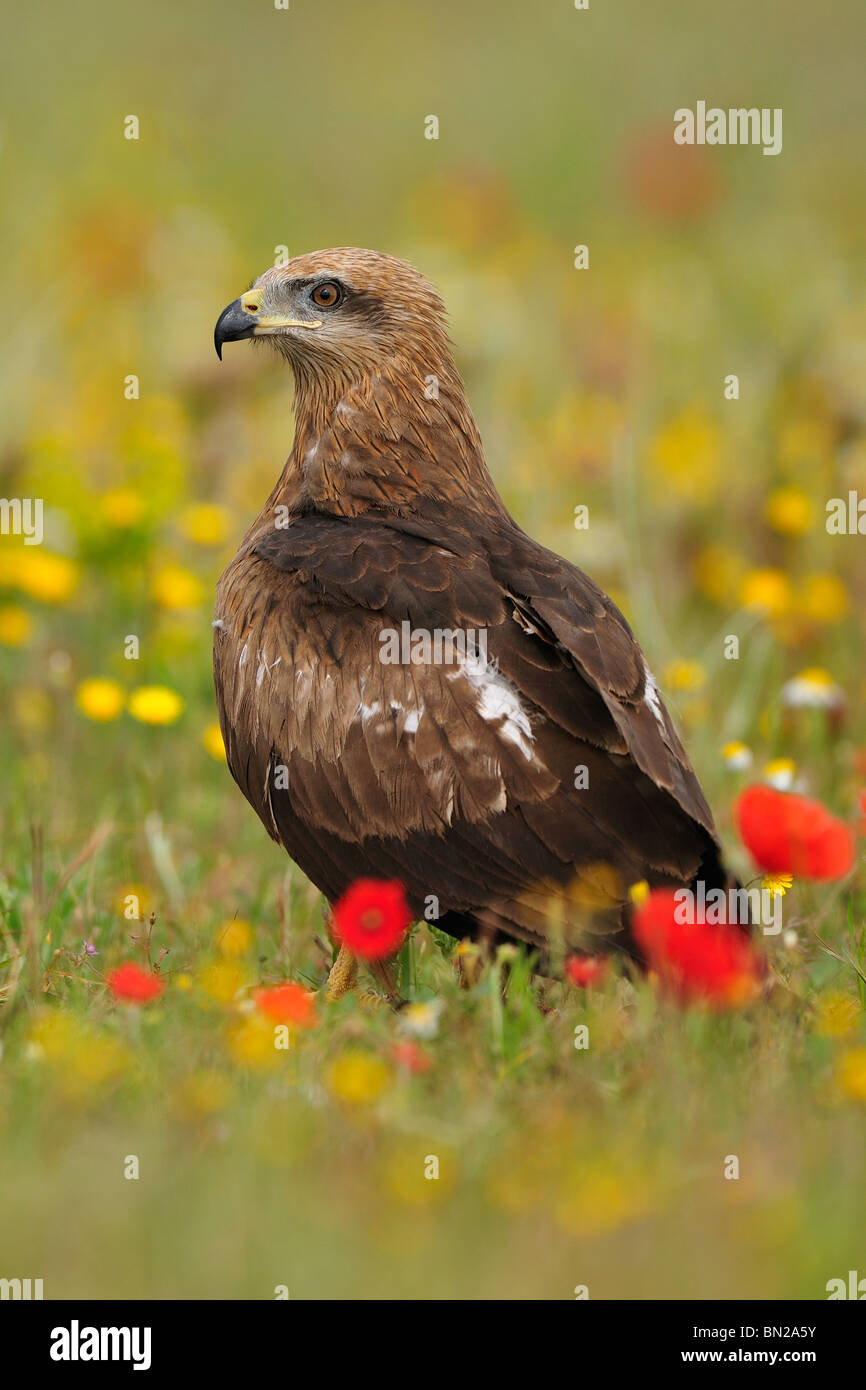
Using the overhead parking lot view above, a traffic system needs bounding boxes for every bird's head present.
[214,247,450,385]
[213,247,497,514]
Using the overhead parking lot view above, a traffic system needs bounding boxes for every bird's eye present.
[311,280,343,308]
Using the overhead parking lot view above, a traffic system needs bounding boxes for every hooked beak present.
[214,290,322,359]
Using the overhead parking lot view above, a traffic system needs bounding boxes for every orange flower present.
[565,954,609,988]
[623,126,722,223]
[391,1041,432,1074]
[254,981,317,1027]
[332,879,411,961]
[107,962,163,1004]
[736,784,855,880]
[633,890,763,1009]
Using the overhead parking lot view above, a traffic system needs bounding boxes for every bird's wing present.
[214,508,719,947]
[331,503,717,838]
[488,518,717,839]
[216,511,558,843]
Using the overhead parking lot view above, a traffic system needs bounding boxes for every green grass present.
[0,748,864,1299]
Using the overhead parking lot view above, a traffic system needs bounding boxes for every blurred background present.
[0,0,865,1300]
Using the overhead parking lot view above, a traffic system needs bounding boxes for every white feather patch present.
[643,662,666,731]
[452,654,534,760]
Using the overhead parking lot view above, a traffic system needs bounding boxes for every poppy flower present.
[254,981,317,1027]
[332,879,411,961]
[107,961,163,1004]
[623,126,723,223]
[565,954,609,988]
[736,784,855,880]
[391,1041,432,1074]
[633,890,763,1009]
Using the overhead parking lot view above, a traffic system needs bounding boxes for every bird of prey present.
[213,248,731,999]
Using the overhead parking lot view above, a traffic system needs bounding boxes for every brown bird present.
[213,248,729,1000]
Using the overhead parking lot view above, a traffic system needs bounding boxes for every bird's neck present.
[263,353,505,521]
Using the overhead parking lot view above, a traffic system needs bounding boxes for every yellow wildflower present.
[762,874,793,898]
[797,573,848,625]
[694,545,744,605]
[75,677,125,722]
[453,939,479,959]
[326,1050,389,1104]
[27,1011,80,1062]
[101,489,145,528]
[764,486,814,537]
[216,919,254,957]
[179,503,230,547]
[650,408,722,504]
[836,1048,866,1102]
[629,879,650,907]
[200,960,247,1004]
[740,568,792,618]
[202,721,226,760]
[128,685,184,725]
[114,884,152,921]
[813,992,861,1040]
[15,551,79,604]
[27,1012,130,1100]
[781,667,844,711]
[0,604,33,646]
[721,741,752,771]
[762,758,796,791]
[662,659,706,693]
[225,1015,282,1069]
[150,564,204,611]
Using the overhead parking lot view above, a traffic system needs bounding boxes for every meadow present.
[0,0,865,1299]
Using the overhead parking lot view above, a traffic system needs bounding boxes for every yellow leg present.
[325,944,358,1000]
[324,946,404,1008]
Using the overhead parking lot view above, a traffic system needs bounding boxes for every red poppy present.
[332,879,411,961]
[633,890,763,1009]
[565,954,609,988]
[254,981,317,1027]
[107,961,163,1004]
[736,784,855,880]
[391,1041,432,1074]
[623,126,723,224]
